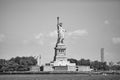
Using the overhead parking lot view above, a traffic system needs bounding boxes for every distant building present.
[101,48,104,62]
[77,66,92,71]
[30,55,41,72]
[30,65,40,72]
[44,63,53,71]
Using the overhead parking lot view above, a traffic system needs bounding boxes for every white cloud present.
[49,42,56,47]
[112,37,120,44]
[34,33,44,45]
[23,33,44,45]
[0,34,5,42]
[35,33,43,39]
[23,40,29,44]
[37,40,44,45]
[48,29,88,39]
[49,30,57,37]
[104,20,109,24]
[67,29,88,37]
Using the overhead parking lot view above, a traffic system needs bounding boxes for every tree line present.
[68,58,120,71]
[0,56,120,72]
[0,56,37,72]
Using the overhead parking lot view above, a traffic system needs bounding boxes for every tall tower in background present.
[37,54,41,66]
[101,48,104,62]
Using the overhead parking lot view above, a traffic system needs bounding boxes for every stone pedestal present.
[54,43,67,62]
[52,43,76,71]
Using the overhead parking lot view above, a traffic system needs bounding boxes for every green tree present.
[0,59,7,72]
[78,59,90,66]
[90,61,109,70]
[0,56,37,72]
[68,58,78,65]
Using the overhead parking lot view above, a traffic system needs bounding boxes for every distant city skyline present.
[0,0,120,64]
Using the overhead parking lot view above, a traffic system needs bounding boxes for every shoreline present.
[0,71,120,75]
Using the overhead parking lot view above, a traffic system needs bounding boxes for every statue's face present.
[59,23,62,27]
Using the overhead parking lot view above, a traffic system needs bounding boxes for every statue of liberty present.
[57,17,66,44]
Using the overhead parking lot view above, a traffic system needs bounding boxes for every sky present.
[0,0,120,64]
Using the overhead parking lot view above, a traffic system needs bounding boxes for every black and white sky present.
[0,0,120,64]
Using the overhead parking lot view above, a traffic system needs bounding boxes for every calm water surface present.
[0,74,120,80]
